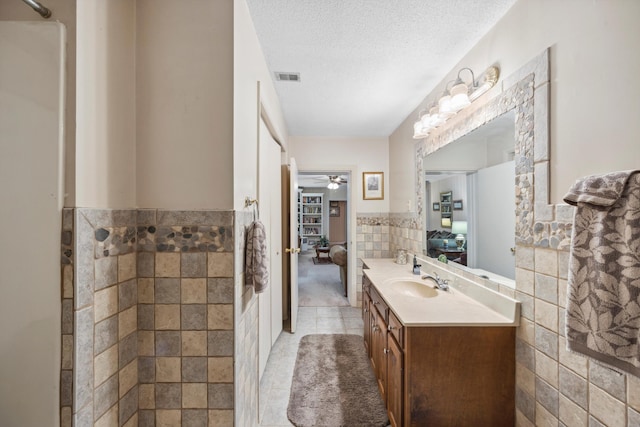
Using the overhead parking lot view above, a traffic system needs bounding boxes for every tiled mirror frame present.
[415,48,574,254]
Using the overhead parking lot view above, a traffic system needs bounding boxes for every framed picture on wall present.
[453,200,463,210]
[329,206,340,217]
[363,171,384,200]
[432,202,440,211]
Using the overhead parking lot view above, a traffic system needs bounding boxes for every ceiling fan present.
[326,175,348,189]
[310,174,349,189]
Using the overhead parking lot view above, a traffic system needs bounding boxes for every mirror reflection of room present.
[424,111,516,280]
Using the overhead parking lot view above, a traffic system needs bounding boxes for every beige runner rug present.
[287,334,389,426]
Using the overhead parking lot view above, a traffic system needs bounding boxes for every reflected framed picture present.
[329,206,340,217]
[453,200,463,210]
[363,171,384,200]
[432,202,440,211]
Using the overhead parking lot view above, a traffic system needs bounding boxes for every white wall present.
[234,0,288,211]
[76,0,136,208]
[136,0,234,209]
[291,136,389,213]
[0,22,65,427]
[427,175,468,229]
[390,0,640,207]
[474,161,515,279]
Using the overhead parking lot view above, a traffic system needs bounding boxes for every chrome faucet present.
[422,272,449,291]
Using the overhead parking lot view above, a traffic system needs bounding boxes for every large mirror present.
[414,50,549,290]
[422,111,516,282]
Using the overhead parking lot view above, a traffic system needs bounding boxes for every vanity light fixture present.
[412,66,500,139]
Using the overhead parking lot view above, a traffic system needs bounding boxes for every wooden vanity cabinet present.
[362,273,515,427]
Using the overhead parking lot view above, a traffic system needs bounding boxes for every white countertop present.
[362,258,520,327]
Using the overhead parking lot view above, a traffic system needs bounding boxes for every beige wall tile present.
[628,373,640,412]
[589,384,625,427]
[118,252,137,282]
[122,413,137,427]
[536,350,559,388]
[208,357,234,383]
[559,395,587,427]
[208,253,233,278]
[119,306,137,339]
[138,330,155,356]
[94,344,118,387]
[63,264,73,299]
[516,268,534,295]
[95,286,118,323]
[182,331,208,356]
[139,383,155,409]
[208,304,233,330]
[119,359,137,398]
[517,317,535,346]
[558,336,588,378]
[208,409,234,427]
[138,278,155,303]
[156,357,181,382]
[182,278,207,303]
[155,304,181,330]
[535,300,558,332]
[516,363,535,396]
[156,409,181,427]
[558,278,568,309]
[515,409,535,427]
[182,383,207,408]
[156,253,180,277]
[535,248,558,277]
[94,404,118,427]
[535,402,558,427]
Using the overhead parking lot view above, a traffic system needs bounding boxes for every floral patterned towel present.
[564,170,640,375]
[245,220,269,293]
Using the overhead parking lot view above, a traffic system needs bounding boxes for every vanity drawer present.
[388,310,404,348]
[370,286,388,321]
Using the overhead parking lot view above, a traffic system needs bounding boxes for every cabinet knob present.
[387,325,394,331]
[373,325,379,332]
[364,308,368,313]
[373,301,379,305]
[383,348,389,354]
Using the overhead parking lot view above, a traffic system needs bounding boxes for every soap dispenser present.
[412,255,421,275]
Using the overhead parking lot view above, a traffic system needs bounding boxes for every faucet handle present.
[433,272,440,280]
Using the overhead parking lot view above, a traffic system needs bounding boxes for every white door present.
[258,121,282,378]
[288,158,300,333]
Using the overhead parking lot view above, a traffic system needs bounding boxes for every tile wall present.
[65,209,237,427]
[355,213,390,304]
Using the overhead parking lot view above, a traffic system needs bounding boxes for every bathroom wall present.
[390,0,640,208]
[76,0,136,208]
[0,21,65,427]
[290,136,390,214]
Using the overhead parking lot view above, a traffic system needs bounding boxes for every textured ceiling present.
[246,0,517,137]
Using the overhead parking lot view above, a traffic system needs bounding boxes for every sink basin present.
[389,279,439,298]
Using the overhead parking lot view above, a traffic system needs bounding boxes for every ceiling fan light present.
[327,182,339,190]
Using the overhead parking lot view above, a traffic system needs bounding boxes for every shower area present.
[0,11,65,427]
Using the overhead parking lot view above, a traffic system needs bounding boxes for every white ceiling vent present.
[275,72,301,82]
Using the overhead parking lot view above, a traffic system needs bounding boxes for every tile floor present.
[259,306,364,426]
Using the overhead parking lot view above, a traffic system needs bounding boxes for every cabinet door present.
[386,335,403,427]
[363,292,371,357]
[372,311,388,402]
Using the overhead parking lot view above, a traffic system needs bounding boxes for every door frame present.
[297,165,358,306]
